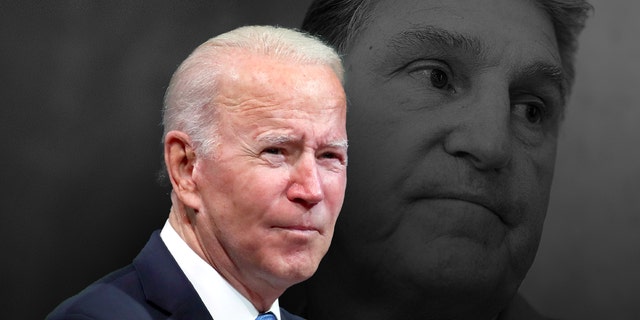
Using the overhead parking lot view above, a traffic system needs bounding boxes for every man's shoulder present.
[46,264,164,320]
[46,231,177,320]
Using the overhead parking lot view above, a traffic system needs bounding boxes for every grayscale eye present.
[430,68,449,89]
[525,104,543,124]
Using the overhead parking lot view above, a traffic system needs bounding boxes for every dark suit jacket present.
[47,231,304,320]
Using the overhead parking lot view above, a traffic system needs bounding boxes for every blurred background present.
[0,0,637,319]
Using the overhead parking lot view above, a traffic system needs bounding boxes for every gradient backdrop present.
[0,0,638,319]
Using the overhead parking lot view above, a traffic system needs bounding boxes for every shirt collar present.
[160,220,281,320]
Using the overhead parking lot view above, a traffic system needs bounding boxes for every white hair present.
[162,25,344,156]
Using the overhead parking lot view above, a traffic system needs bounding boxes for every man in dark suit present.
[47,25,348,320]
[281,0,592,319]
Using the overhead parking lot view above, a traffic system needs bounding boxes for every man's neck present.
[167,205,284,312]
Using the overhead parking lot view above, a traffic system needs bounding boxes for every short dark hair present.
[302,0,374,54]
[302,0,592,93]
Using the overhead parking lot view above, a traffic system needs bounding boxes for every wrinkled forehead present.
[213,52,346,121]
[353,0,559,57]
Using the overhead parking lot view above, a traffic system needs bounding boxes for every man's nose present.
[443,86,512,171]
[287,153,324,208]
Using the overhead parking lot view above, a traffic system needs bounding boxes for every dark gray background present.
[1,0,637,319]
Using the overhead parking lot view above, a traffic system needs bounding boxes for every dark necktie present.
[256,312,277,320]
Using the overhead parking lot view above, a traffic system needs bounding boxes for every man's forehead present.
[360,0,558,52]
[213,84,339,126]
[216,54,341,97]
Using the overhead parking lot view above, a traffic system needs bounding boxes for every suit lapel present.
[133,231,213,319]
[280,308,305,320]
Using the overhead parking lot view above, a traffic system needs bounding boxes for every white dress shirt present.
[160,220,281,320]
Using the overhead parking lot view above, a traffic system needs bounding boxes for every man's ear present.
[164,130,201,210]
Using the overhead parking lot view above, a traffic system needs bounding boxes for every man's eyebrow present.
[326,139,349,150]
[257,134,298,145]
[516,61,568,102]
[387,25,487,58]
[257,135,348,150]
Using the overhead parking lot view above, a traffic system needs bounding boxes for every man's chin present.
[382,236,521,295]
[270,256,322,287]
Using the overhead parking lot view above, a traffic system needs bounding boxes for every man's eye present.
[407,62,455,93]
[318,151,347,167]
[430,68,449,89]
[525,105,543,124]
[320,152,338,159]
[263,147,284,155]
[513,100,546,124]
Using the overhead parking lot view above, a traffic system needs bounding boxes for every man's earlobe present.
[164,131,201,208]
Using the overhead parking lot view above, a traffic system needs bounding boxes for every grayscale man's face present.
[335,0,563,300]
